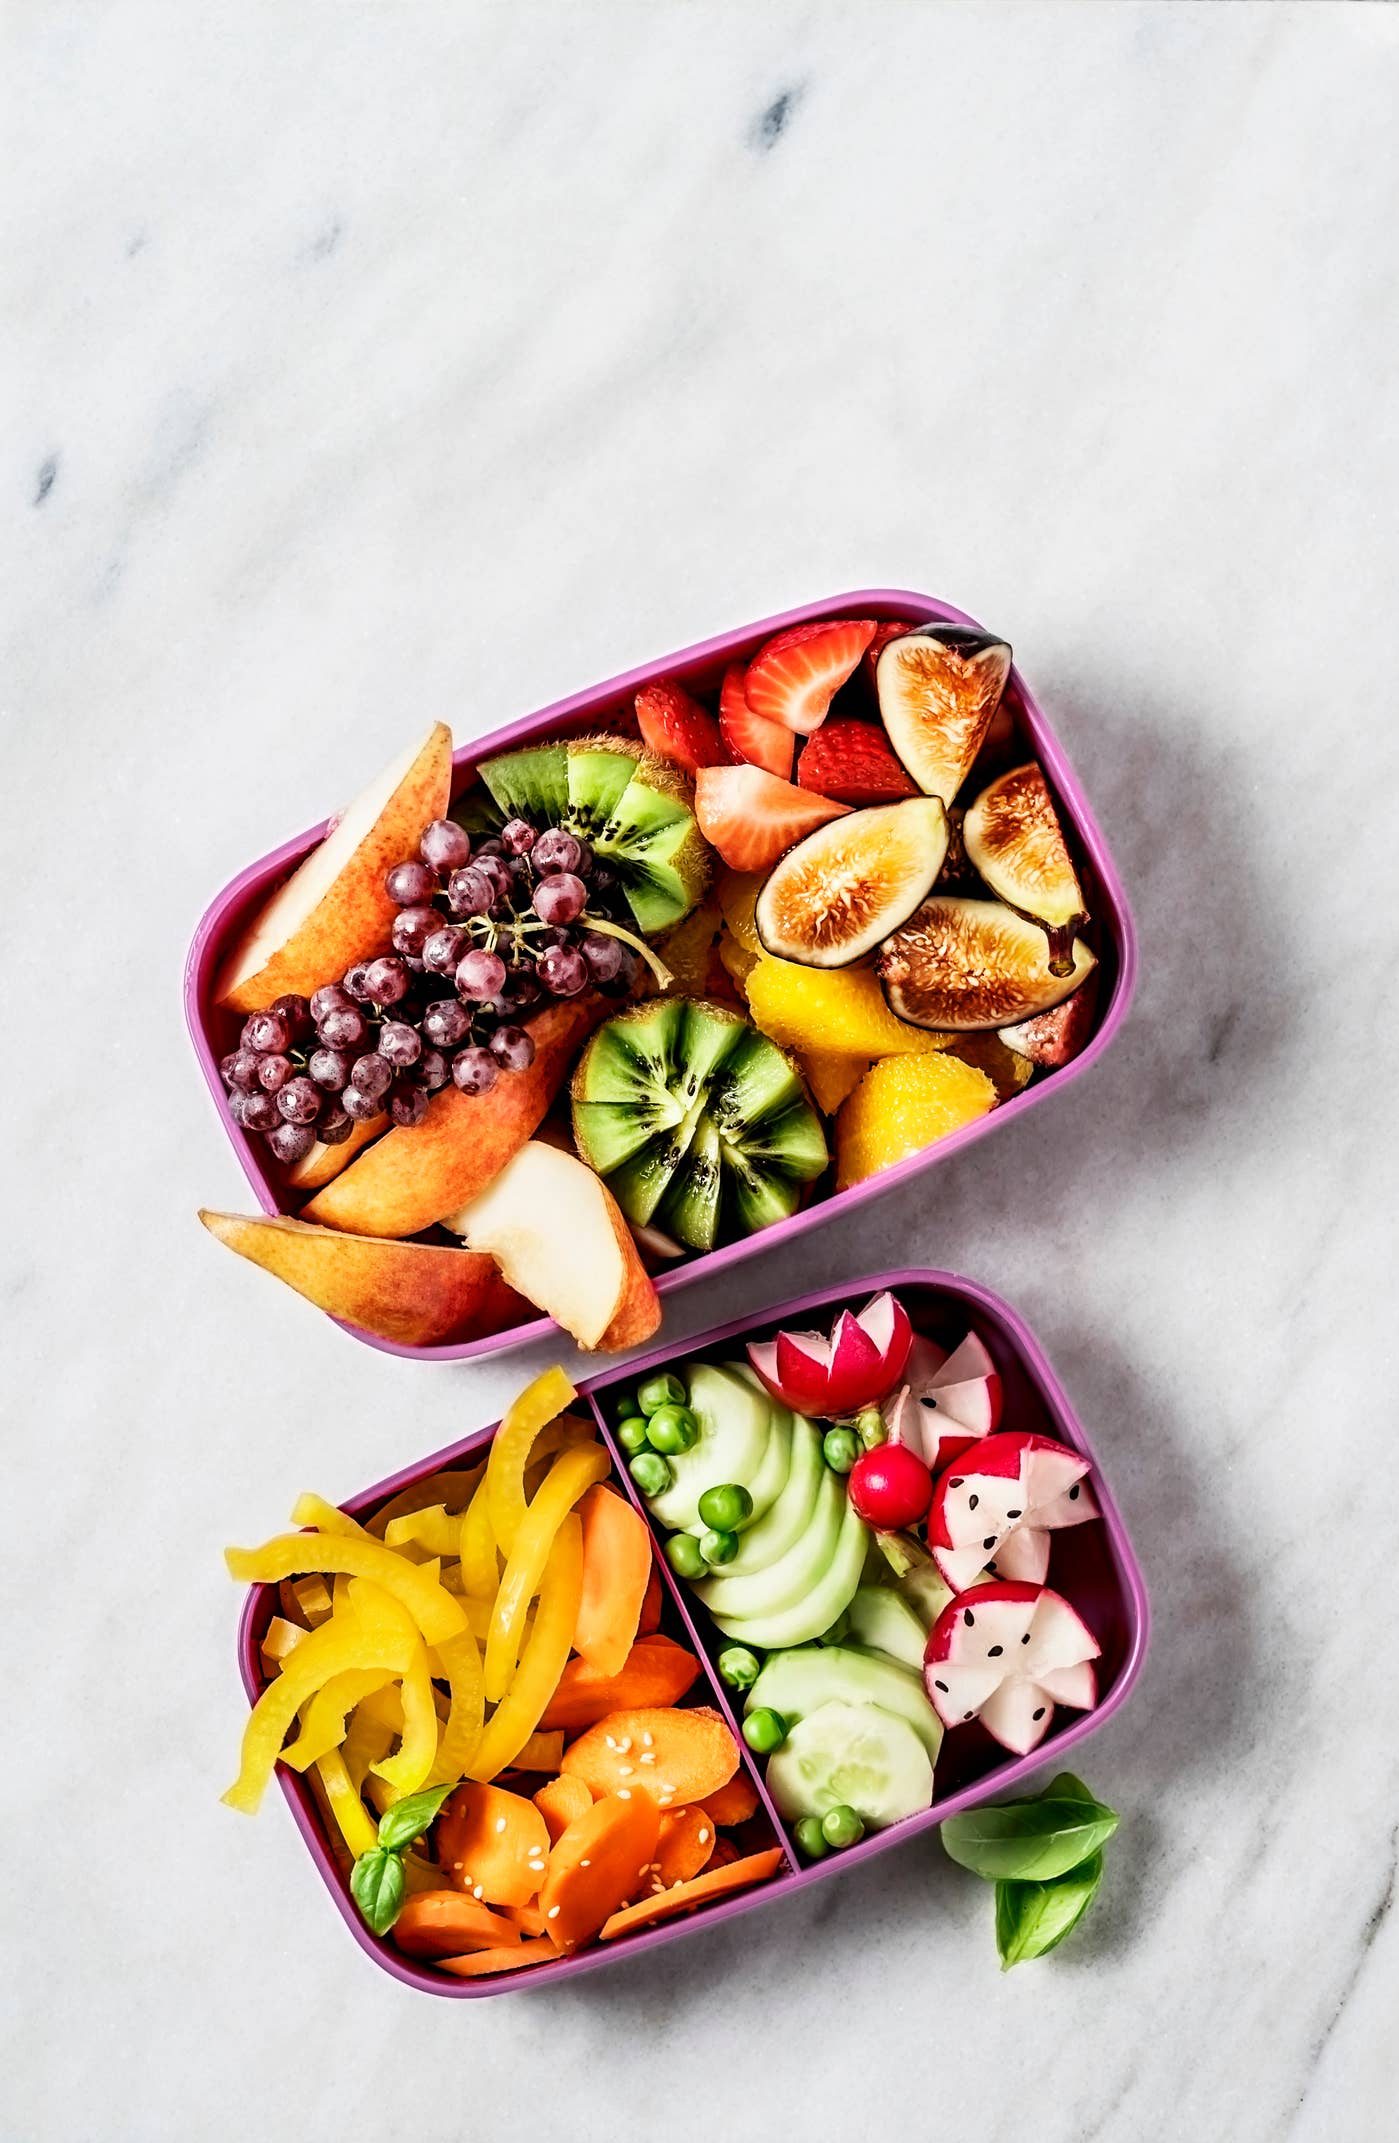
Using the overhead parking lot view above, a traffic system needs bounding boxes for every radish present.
[748,1291,913,1417]
[927,1431,1098,1592]
[924,1580,1101,1755]
[846,1441,933,1531]
[881,1331,1002,1472]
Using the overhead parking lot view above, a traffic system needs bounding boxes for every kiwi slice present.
[755,799,949,968]
[572,998,828,1253]
[963,762,1088,974]
[478,743,570,826]
[877,625,1012,807]
[879,896,1097,1032]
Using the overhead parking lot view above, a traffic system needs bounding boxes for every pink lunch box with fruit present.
[187,592,1136,1363]
[231,1269,1148,1997]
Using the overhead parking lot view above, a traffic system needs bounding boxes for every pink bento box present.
[234,1268,1149,1997]
[188,592,1137,1362]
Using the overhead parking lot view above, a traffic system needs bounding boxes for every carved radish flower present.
[928,1431,1098,1592]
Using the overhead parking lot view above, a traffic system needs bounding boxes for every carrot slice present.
[510,1729,564,1774]
[539,1636,701,1732]
[532,1773,594,1844]
[435,1783,552,1907]
[599,1848,785,1941]
[573,1485,653,1677]
[560,1706,739,1807]
[636,1560,664,1638]
[436,1937,556,1978]
[393,1890,521,1959]
[653,1805,717,1887]
[538,1792,660,1950]
[501,1900,549,1937]
[704,1835,740,1873]
[699,1773,760,1828]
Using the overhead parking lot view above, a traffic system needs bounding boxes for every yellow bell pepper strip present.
[287,1574,333,1625]
[522,1413,595,1495]
[346,1572,433,1641]
[313,1748,379,1859]
[484,1442,610,1703]
[343,1704,396,1793]
[259,1616,308,1669]
[426,1625,486,1786]
[291,1492,370,1539]
[459,1480,499,1601]
[402,1852,447,1898]
[366,1462,486,1539]
[485,1365,578,1558]
[223,1616,417,1814]
[371,1638,438,1796]
[468,1513,584,1781]
[384,1504,458,1557]
[512,1729,565,1773]
[225,1534,466,1647]
[281,1669,400,1773]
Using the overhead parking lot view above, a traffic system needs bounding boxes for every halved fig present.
[964,763,1088,974]
[879,896,1096,1032]
[876,625,1012,807]
[754,799,948,969]
[999,970,1099,1067]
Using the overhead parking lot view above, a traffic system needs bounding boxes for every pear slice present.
[876,626,1012,808]
[879,896,1096,1033]
[964,762,1088,974]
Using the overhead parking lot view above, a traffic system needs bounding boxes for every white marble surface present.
[6,3,1399,2138]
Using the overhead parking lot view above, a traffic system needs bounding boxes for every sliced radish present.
[880,1332,999,1472]
[748,1290,913,1416]
[924,1581,1100,1755]
[927,1431,1098,1593]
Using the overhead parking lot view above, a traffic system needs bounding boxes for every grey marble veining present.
[5,4,1398,2140]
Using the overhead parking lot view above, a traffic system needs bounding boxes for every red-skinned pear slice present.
[880,896,1097,1032]
[876,625,1012,807]
[754,799,948,969]
[964,764,1088,975]
[923,1581,1101,1756]
[928,1431,1097,1592]
[748,1290,913,1416]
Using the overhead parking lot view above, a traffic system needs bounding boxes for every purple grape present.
[498,971,542,1016]
[533,871,587,926]
[363,955,410,1006]
[221,1049,262,1092]
[418,1046,450,1092]
[309,984,353,1026]
[240,1088,281,1133]
[589,861,616,896]
[423,925,467,975]
[268,1120,317,1164]
[537,945,589,997]
[533,828,583,875]
[448,866,494,918]
[572,838,594,876]
[241,1009,290,1054]
[456,948,507,1003]
[276,1075,322,1125]
[392,904,442,958]
[423,998,471,1048]
[342,961,375,1002]
[378,1019,422,1068]
[317,1003,368,1051]
[581,930,626,983]
[256,1052,294,1094]
[451,1046,499,1096]
[474,837,504,858]
[501,817,537,856]
[317,1103,354,1145]
[388,1079,430,1128]
[490,1025,536,1072]
[342,1083,383,1123]
[420,819,471,871]
[385,860,438,905]
[268,993,314,1040]
[474,856,514,905]
[349,1052,393,1102]
[307,1046,352,1091]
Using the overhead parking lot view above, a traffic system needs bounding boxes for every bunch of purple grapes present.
[220,815,639,1166]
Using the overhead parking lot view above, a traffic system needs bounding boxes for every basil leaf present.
[941,1790,1118,1882]
[351,1846,407,1936]
[996,1850,1104,1968]
[376,1781,455,1855]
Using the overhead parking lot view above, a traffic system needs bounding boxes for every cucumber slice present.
[765,1699,935,1830]
[709,1496,868,1650]
[696,1466,845,1622]
[747,1643,943,1764]
[721,1417,825,1575]
[647,1362,772,1532]
[698,1399,792,1533]
[844,1585,930,1672]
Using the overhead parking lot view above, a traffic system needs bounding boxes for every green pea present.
[856,1406,887,1450]
[665,1531,707,1580]
[742,1707,788,1756]
[629,1450,673,1498]
[717,1645,761,1692]
[610,1389,640,1425]
[647,1403,699,1455]
[616,1416,652,1455]
[638,1372,686,1415]
[701,1527,738,1566]
[794,1815,829,1860]
[697,1481,753,1532]
[821,1804,864,1850]
[823,1426,861,1474]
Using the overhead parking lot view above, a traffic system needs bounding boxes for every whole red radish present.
[847,1442,932,1531]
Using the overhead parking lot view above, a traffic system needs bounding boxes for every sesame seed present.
[452,1861,463,1872]
[495,1816,507,1833]
[659,1794,673,1807]
[617,1789,631,1799]
[698,1828,710,1844]
[605,1736,618,1749]
[617,1738,632,1753]
[641,1732,653,1747]
[473,1885,484,1900]
[580,1858,591,1868]
[619,1765,633,1777]
[639,1752,656,1764]
[547,1906,561,1920]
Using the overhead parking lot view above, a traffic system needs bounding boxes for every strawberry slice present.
[634,678,731,775]
[796,718,920,807]
[719,663,794,779]
[695,765,850,873]
[744,619,878,735]
[862,619,916,687]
